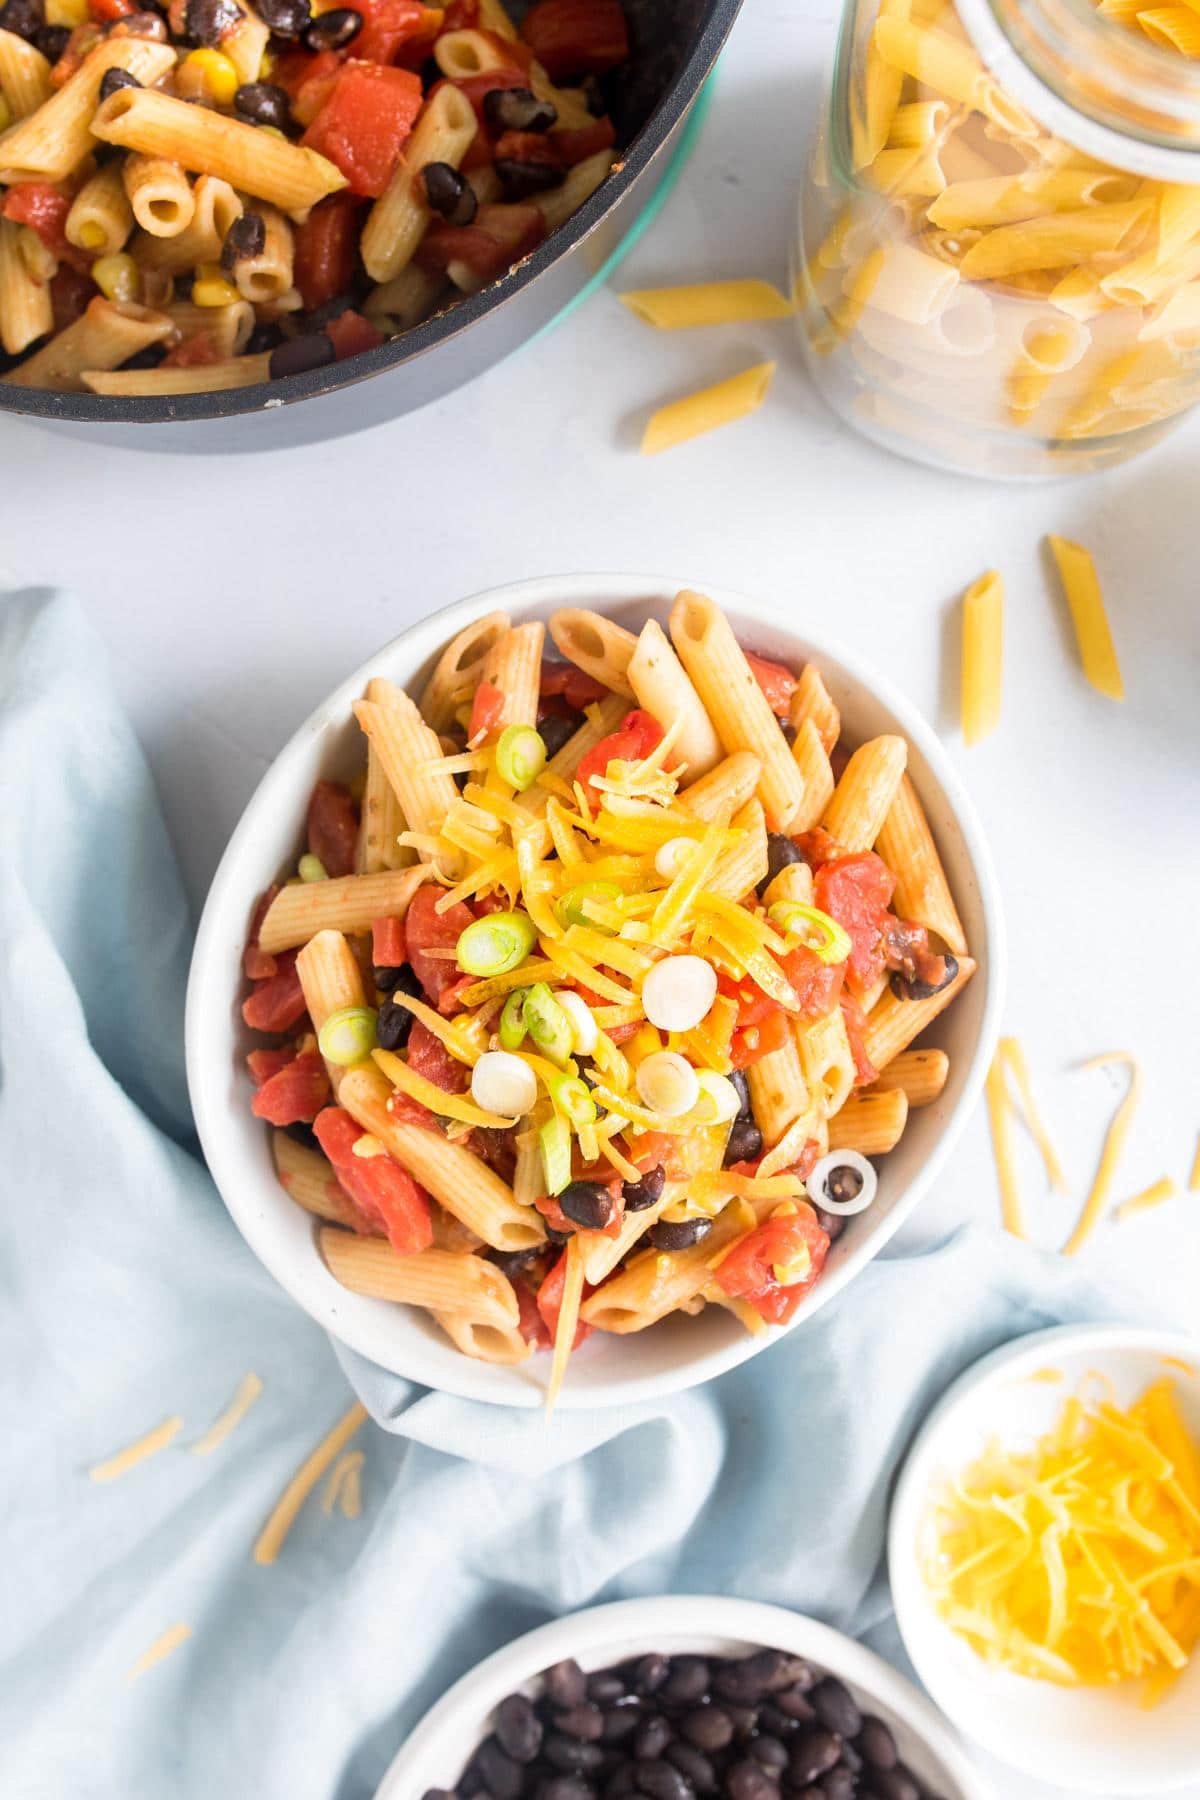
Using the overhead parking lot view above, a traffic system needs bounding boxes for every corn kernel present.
[45,0,88,24]
[77,220,106,251]
[91,253,140,303]
[181,47,240,106]
[192,262,240,306]
[0,95,11,136]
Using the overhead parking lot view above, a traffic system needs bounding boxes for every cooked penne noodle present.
[223,8,269,84]
[579,1200,755,1333]
[627,619,723,780]
[133,174,242,274]
[433,1312,534,1363]
[748,1033,810,1146]
[272,1130,365,1230]
[788,664,841,754]
[789,719,836,831]
[296,929,365,1094]
[641,362,776,456]
[828,1087,910,1153]
[708,798,769,898]
[762,861,814,911]
[418,610,510,733]
[121,155,195,239]
[92,86,346,214]
[0,40,175,183]
[822,735,907,851]
[361,82,478,283]
[82,355,273,396]
[796,1007,857,1121]
[0,28,52,118]
[876,773,968,955]
[363,263,446,333]
[670,591,806,830]
[320,1230,520,1327]
[166,298,254,359]
[231,204,293,303]
[676,751,762,823]
[863,955,975,1068]
[867,1047,949,1106]
[532,149,615,232]
[548,609,637,697]
[258,865,430,955]
[5,297,171,391]
[66,163,134,258]
[353,679,466,877]
[479,621,545,735]
[355,741,409,873]
[0,216,51,356]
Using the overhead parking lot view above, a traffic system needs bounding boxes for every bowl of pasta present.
[186,574,1004,1407]
[0,0,740,447]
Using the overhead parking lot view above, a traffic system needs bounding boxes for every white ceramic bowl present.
[186,574,1005,1409]
[890,1324,1200,1794]
[380,1595,991,1798]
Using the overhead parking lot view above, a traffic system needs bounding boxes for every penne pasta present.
[821,735,907,852]
[258,865,430,955]
[82,355,272,396]
[620,280,792,329]
[0,39,175,183]
[66,163,134,258]
[627,619,723,780]
[642,362,776,456]
[353,679,466,877]
[320,1230,520,1327]
[876,775,968,956]
[0,215,51,356]
[548,609,636,697]
[867,1047,950,1107]
[1046,535,1125,700]
[0,27,52,119]
[863,956,976,1069]
[361,82,478,284]
[959,570,1003,744]
[827,1087,910,1153]
[479,621,545,735]
[121,155,195,239]
[5,297,171,391]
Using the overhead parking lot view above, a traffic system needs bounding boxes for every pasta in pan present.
[239,595,975,1391]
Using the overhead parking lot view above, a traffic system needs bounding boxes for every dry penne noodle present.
[867,1047,950,1106]
[320,1230,520,1328]
[641,362,776,456]
[239,595,976,1394]
[828,1087,910,1153]
[258,865,429,955]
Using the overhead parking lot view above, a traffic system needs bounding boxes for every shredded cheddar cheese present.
[922,1378,1200,1701]
[126,1623,192,1683]
[1115,1178,1178,1223]
[190,1374,263,1456]
[253,1401,367,1566]
[321,1449,365,1518]
[1063,1053,1141,1255]
[89,1415,182,1483]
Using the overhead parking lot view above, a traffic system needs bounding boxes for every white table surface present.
[3,3,1197,1794]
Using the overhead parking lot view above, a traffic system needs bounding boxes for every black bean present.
[725,1707,759,1740]
[748,1736,787,1771]
[483,84,557,132]
[419,1791,456,1800]
[556,1704,605,1742]
[666,1742,716,1793]
[587,1672,627,1705]
[220,210,266,271]
[473,1737,523,1799]
[376,997,413,1052]
[546,1660,589,1709]
[268,331,335,379]
[545,1734,605,1773]
[679,1709,732,1754]
[857,1717,897,1771]
[714,1654,774,1701]
[99,66,141,102]
[303,2,359,46]
[820,1772,856,1800]
[234,79,293,129]
[538,709,584,760]
[815,1206,847,1243]
[581,71,606,114]
[284,1120,319,1149]
[870,1767,920,1800]
[495,1693,543,1763]
[773,1685,815,1722]
[622,1164,665,1212]
[246,320,285,356]
[631,1654,670,1696]
[757,832,805,897]
[633,1715,672,1760]
[496,156,565,199]
[254,0,310,31]
[811,1680,860,1742]
[838,1741,862,1776]
[559,1180,615,1231]
[421,160,478,225]
[789,1733,842,1785]
[184,0,241,43]
[660,1656,710,1706]
[723,1763,778,1800]
[543,1780,596,1800]
[0,0,41,42]
[490,1246,539,1282]
[779,719,797,746]
[33,22,68,57]
[634,1768,691,1800]
[729,1068,751,1117]
[374,962,415,995]
[546,1224,571,1246]
[606,1771,640,1798]
[648,1217,712,1253]
[890,952,958,1003]
[602,1706,642,1743]
[754,1706,795,1739]
[722,1116,763,1169]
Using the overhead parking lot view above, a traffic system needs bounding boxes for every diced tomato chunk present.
[515,1276,552,1347]
[493,128,562,168]
[325,307,384,360]
[372,915,407,968]
[840,993,878,1086]
[519,0,629,80]
[306,778,359,877]
[272,46,343,123]
[404,884,474,1003]
[417,201,546,279]
[293,191,363,309]
[744,649,798,717]
[244,885,280,980]
[50,265,95,331]
[539,658,607,710]
[89,0,138,18]
[247,1046,296,1086]
[250,1050,330,1124]
[242,950,308,1034]
[3,182,72,257]
[161,331,221,368]
[468,678,506,742]
[350,0,431,63]
[730,1007,790,1070]
[778,944,845,1022]
[536,1250,593,1348]
[313,1105,434,1253]
[303,61,423,197]
[575,707,663,810]
[405,1019,469,1094]
[813,852,895,994]
[550,116,616,164]
[714,1203,829,1325]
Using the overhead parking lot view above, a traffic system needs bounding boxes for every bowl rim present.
[0,0,742,428]
[186,570,1007,1409]
[888,1322,1200,1794]
[376,1593,994,1798]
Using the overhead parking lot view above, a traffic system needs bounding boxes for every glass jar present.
[795,0,1200,475]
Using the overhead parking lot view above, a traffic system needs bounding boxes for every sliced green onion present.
[546,1070,597,1128]
[456,910,537,977]
[523,981,574,1066]
[495,723,546,792]
[298,853,328,882]
[539,1112,573,1195]
[768,900,852,966]
[498,987,529,1051]
[556,879,622,932]
[317,1005,378,1067]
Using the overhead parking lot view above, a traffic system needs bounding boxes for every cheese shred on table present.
[253,1401,367,1566]
[190,1373,263,1456]
[922,1377,1200,1703]
[88,1415,183,1483]
[126,1623,192,1684]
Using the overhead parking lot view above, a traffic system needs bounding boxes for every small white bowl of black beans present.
[379,1596,990,1800]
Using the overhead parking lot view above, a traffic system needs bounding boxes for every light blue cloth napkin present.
[0,591,1151,1800]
